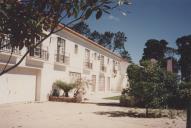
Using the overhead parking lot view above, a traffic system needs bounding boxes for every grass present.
[103,96,121,100]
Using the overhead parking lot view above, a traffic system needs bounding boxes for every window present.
[113,60,118,74]
[85,49,90,62]
[91,75,96,92]
[100,55,106,72]
[94,53,97,60]
[84,49,92,69]
[57,37,65,54]
[107,77,110,91]
[99,75,105,91]
[100,55,104,66]
[30,35,43,56]
[69,72,81,82]
[107,58,110,64]
[74,44,78,54]
[56,37,66,62]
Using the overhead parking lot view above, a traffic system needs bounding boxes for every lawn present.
[103,96,121,100]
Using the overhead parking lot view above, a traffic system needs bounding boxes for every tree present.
[54,80,76,97]
[176,35,191,128]
[176,35,191,81]
[141,39,168,63]
[71,21,91,37]
[98,31,114,48]
[113,32,127,51]
[120,49,132,62]
[0,0,131,76]
[90,31,131,61]
[89,30,101,42]
[71,21,132,62]
[127,61,179,117]
[140,39,179,71]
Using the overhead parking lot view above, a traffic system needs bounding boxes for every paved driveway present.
[0,102,185,128]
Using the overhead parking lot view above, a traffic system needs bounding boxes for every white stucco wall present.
[0,27,129,103]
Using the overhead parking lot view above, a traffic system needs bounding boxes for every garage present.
[0,70,37,104]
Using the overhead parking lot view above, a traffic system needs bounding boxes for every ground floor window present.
[107,77,110,91]
[69,72,81,82]
[98,75,105,91]
[91,75,96,92]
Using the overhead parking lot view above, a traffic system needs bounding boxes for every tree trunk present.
[187,100,191,128]
[146,107,149,118]
[65,92,69,97]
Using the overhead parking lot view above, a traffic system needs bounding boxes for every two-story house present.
[0,26,129,104]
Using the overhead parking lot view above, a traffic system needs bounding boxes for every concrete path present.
[0,102,185,128]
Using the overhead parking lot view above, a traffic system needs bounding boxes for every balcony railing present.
[0,39,20,54]
[84,62,93,69]
[100,65,107,72]
[55,52,70,65]
[30,47,49,61]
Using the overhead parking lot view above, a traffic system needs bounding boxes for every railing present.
[55,52,70,65]
[84,62,93,69]
[100,65,107,72]
[0,39,20,54]
[30,47,49,61]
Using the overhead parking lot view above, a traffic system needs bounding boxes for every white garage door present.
[0,73,36,104]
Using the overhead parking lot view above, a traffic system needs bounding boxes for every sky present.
[87,0,191,64]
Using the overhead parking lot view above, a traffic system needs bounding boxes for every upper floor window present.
[94,53,97,60]
[113,60,115,67]
[57,37,65,55]
[100,55,104,66]
[74,44,78,54]
[107,58,110,64]
[85,49,90,62]
[55,37,67,63]
[29,35,49,60]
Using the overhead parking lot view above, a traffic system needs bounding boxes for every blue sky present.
[86,0,191,64]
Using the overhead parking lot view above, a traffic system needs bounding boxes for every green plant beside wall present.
[54,80,76,97]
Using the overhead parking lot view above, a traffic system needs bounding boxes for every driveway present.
[0,102,185,128]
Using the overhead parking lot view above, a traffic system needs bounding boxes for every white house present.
[0,26,129,104]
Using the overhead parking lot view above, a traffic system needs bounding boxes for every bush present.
[54,80,76,97]
[52,89,60,97]
[120,89,139,107]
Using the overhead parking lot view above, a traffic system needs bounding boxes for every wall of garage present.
[0,65,39,104]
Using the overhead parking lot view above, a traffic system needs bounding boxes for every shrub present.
[52,89,60,97]
[73,78,89,102]
[54,80,76,97]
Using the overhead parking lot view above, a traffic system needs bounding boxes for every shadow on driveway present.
[83,102,125,107]
[94,110,166,118]
[94,111,130,117]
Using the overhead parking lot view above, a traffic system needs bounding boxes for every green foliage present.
[140,39,179,71]
[0,0,130,51]
[0,0,130,75]
[176,35,191,81]
[54,80,76,97]
[103,96,120,100]
[176,82,191,106]
[113,32,127,51]
[141,39,168,61]
[127,61,179,109]
[98,31,114,48]
[71,22,132,62]
[71,21,91,36]
[176,35,191,128]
